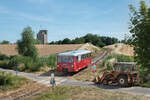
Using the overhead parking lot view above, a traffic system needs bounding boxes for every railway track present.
[0,87,49,100]
[71,50,109,76]
[0,83,50,100]
[92,51,108,64]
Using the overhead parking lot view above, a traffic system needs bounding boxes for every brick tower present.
[37,30,48,44]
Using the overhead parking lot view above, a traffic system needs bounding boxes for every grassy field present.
[0,71,30,94]
[0,71,49,99]
[30,86,149,100]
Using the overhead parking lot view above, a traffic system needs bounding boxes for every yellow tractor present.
[94,62,139,87]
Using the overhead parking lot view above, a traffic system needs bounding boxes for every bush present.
[0,55,18,69]
[115,54,134,62]
[0,72,13,85]
[7,56,40,72]
[103,54,134,63]
[36,54,57,69]
[0,54,57,72]
[0,60,11,69]
[8,55,56,72]
[0,53,9,60]
[106,62,113,70]
[141,81,150,88]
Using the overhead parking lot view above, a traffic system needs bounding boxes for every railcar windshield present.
[58,56,73,63]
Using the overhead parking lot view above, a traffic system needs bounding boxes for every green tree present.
[49,33,119,47]
[62,38,71,44]
[84,34,105,47]
[17,26,38,59]
[1,40,10,44]
[72,37,85,44]
[129,1,150,82]
[34,39,42,44]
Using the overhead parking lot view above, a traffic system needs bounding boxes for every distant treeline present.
[0,40,10,44]
[49,34,119,47]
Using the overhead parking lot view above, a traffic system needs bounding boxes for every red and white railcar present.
[57,50,92,72]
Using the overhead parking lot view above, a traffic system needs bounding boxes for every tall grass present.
[0,71,29,91]
[37,86,68,100]
[0,54,57,72]
[37,54,57,69]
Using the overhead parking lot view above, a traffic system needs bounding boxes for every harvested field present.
[0,44,82,57]
[0,43,101,57]
[0,44,18,56]
[37,44,83,56]
[104,43,134,56]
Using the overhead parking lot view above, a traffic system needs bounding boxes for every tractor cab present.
[113,62,138,73]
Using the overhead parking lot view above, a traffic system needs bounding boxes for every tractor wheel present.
[118,75,128,87]
[102,79,108,85]
[102,74,113,85]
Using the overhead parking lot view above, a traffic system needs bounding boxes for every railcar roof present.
[58,50,91,56]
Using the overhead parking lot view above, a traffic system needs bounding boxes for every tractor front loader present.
[94,62,139,87]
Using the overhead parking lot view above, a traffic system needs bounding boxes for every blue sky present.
[0,0,142,43]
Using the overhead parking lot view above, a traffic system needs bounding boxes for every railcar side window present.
[81,55,84,60]
[78,55,81,62]
[88,53,91,57]
[81,54,89,60]
[75,56,78,62]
